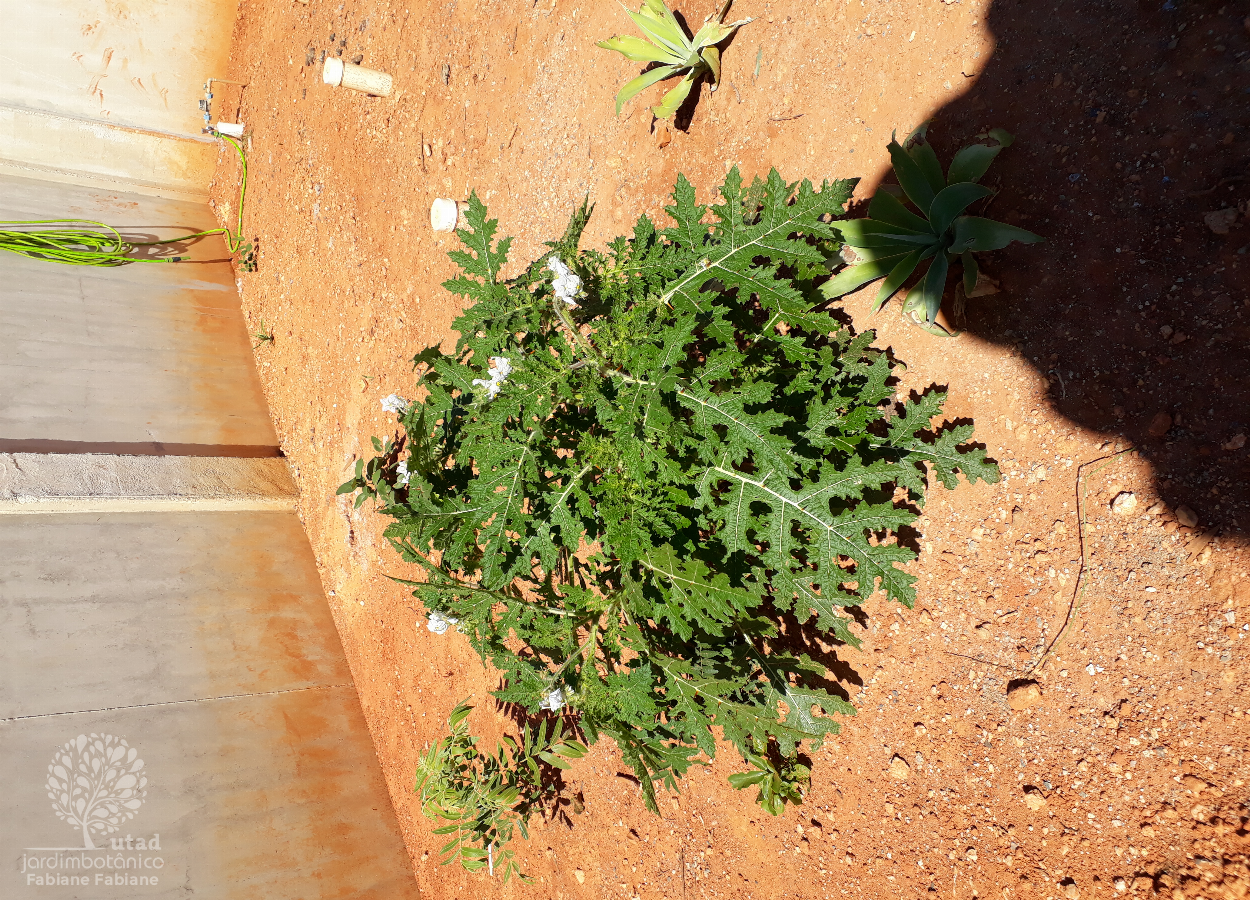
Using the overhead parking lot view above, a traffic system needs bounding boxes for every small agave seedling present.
[822,126,1043,336]
[598,0,751,119]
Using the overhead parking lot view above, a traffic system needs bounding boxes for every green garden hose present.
[0,133,249,267]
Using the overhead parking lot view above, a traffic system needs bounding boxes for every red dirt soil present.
[211,0,1250,896]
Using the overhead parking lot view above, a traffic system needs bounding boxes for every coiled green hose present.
[0,133,249,267]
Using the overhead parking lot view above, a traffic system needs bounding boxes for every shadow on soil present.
[904,0,1248,539]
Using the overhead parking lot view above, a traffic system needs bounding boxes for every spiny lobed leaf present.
[348,167,998,819]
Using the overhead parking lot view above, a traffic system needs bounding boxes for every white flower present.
[395,460,411,487]
[427,611,460,635]
[381,393,409,415]
[547,256,581,308]
[471,357,512,401]
[539,687,566,712]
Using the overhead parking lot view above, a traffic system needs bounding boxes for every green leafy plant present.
[341,436,400,508]
[728,740,809,815]
[237,238,258,273]
[345,168,998,825]
[598,0,751,119]
[251,318,274,349]
[415,702,587,884]
[822,126,1043,336]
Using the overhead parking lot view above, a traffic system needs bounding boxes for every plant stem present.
[551,296,660,389]
[544,619,600,688]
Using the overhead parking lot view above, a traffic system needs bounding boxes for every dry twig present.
[1027,447,1135,676]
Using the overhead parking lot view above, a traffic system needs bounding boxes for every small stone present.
[1023,787,1047,810]
[1191,803,1212,821]
[1115,877,1127,892]
[1186,530,1214,563]
[1223,433,1247,450]
[1111,491,1138,516]
[888,755,911,780]
[1159,324,1174,339]
[656,124,672,149]
[966,271,1001,298]
[1224,132,1236,145]
[1176,505,1199,528]
[919,609,933,624]
[1052,73,1064,88]
[1170,331,1188,345]
[965,847,977,861]
[1064,881,1080,899]
[1007,679,1043,710]
[574,869,585,884]
[1205,208,1238,235]
[1148,412,1173,437]
[1182,774,1209,792]
[1147,502,1166,516]
[1111,405,1125,419]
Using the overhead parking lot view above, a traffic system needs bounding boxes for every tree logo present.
[45,734,148,849]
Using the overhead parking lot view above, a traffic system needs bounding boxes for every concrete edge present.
[0,454,298,515]
[0,497,296,514]
[0,158,210,204]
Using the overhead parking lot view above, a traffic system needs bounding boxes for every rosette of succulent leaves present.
[822,126,1043,336]
[598,0,751,119]
[342,168,999,816]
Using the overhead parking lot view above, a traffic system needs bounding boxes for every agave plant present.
[822,127,1043,335]
[598,0,751,119]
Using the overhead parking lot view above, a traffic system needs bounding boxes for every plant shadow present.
[119,229,233,263]
[873,0,1250,541]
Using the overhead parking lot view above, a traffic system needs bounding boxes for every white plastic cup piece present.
[323,56,393,96]
[214,122,245,138]
[430,198,465,233]
[322,57,344,86]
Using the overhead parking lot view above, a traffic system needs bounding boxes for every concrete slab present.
[0,176,277,449]
[4,686,419,899]
[0,512,350,718]
[0,511,421,898]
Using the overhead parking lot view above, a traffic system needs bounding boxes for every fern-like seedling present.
[347,168,999,827]
[415,702,587,883]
